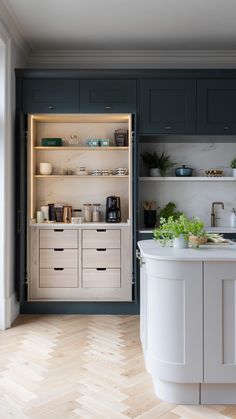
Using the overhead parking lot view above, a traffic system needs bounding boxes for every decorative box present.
[42,138,62,146]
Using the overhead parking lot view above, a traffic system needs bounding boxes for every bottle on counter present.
[230,208,236,227]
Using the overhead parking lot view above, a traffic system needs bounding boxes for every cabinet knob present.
[47,105,55,110]
[164,125,173,130]
[105,106,112,110]
[224,125,230,130]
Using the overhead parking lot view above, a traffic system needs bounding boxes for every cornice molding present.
[27,49,236,69]
[0,0,32,57]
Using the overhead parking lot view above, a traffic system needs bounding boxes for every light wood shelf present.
[34,175,129,179]
[34,146,129,151]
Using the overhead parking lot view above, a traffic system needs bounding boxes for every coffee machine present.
[106,196,121,223]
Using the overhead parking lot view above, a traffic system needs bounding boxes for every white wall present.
[139,140,236,228]
[0,20,27,329]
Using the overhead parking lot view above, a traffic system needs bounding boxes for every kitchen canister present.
[41,205,49,222]
[36,210,44,223]
[39,162,52,175]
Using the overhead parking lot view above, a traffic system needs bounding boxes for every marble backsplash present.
[139,142,236,227]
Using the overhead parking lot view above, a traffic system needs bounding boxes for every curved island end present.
[138,239,236,405]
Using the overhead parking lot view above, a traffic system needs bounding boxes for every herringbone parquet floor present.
[0,315,236,419]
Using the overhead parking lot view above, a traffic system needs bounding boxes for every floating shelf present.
[139,177,236,182]
[34,146,129,151]
[34,175,129,179]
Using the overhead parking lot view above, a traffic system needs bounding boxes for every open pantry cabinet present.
[26,113,134,302]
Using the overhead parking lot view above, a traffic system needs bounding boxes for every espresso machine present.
[106,196,121,223]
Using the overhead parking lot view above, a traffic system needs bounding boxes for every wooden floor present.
[0,315,236,419]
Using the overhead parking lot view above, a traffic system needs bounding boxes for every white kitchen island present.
[138,240,236,404]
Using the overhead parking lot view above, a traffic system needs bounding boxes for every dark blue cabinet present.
[197,80,236,134]
[22,79,79,113]
[80,80,136,112]
[139,79,196,134]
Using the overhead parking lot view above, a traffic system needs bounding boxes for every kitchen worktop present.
[139,226,236,234]
[29,221,130,228]
[138,239,236,261]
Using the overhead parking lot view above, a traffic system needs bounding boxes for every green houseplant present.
[230,158,236,177]
[153,215,206,248]
[141,151,174,177]
[159,201,183,221]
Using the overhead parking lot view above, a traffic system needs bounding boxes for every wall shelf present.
[34,175,129,179]
[139,177,236,182]
[34,146,129,151]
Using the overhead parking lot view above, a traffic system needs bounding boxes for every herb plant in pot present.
[141,151,174,177]
[230,158,236,177]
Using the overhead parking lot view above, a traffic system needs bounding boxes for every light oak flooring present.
[0,315,236,419]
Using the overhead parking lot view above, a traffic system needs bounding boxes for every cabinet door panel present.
[139,79,196,134]
[197,80,236,134]
[23,79,79,113]
[204,262,236,382]
[80,80,136,112]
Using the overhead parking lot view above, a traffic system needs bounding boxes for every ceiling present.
[2,0,236,52]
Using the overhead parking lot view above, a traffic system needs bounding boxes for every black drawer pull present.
[96,268,107,271]
[96,248,106,251]
[54,248,64,252]
[96,229,106,232]
[54,229,64,232]
[54,268,64,271]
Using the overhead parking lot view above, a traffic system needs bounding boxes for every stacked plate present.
[114,167,128,176]
[90,169,102,176]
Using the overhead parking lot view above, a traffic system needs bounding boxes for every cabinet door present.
[197,80,236,134]
[139,79,196,134]
[80,80,136,112]
[23,79,79,113]
[204,262,236,382]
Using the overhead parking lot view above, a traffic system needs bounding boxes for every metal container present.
[63,206,72,223]
[175,165,193,177]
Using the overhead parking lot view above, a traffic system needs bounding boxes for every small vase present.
[233,168,236,177]
[150,168,160,177]
[173,234,188,249]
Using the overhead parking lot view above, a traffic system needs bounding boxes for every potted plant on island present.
[141,151,174,177]
[153,214,207,248]
[230,158,236,177]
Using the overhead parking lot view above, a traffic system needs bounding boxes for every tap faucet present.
[211,202,224,227]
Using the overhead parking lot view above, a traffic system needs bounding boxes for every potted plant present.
[141,151,174,177]
[153,215,206,248]
[230,158,236,177]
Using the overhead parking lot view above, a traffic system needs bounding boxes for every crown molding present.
[27,49,236,69]
[0,0,32,57]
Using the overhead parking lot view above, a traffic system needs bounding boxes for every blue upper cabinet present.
[197,80,236,134]
[79,80,136,112]
[139,79,196,135]
[22,79,79,113]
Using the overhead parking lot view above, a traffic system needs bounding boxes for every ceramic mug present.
[39,162,52,175]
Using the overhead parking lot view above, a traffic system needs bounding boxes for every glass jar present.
[92,204,101,222]
[83,204,92,222]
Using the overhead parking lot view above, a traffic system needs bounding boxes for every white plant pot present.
[233,168,236,177]
[173,234,189,249]
[150,168,160,177]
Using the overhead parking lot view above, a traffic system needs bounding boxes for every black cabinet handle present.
[105,106,112,110]
[54,268,64,271]
[96,229,106,232]
[164,125,173,130]
[47,105,55,110]
[96,268,107,271]
[54,229,64,232]
[54,248,64,252]
[224,126,230,130]
[96,248,106,251]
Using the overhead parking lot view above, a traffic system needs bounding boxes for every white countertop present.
[138,239,236,261]
[139,227,236,234]
[29,221,130,228]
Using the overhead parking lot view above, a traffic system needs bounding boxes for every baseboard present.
[0,292,20,330]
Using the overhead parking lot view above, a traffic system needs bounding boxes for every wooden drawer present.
[40,229,77,249]
[82,229,120,248]
[40,268,77,288]
[82,269,120,288]
[40,249,77,268]
[83,249,120,268]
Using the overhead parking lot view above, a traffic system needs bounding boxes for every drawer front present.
[83,249,120,268]
[40,229,77,249]
[82,269,120,288]
[40,268,77,288]
[82,229,120,248]
[40,249,77,268]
